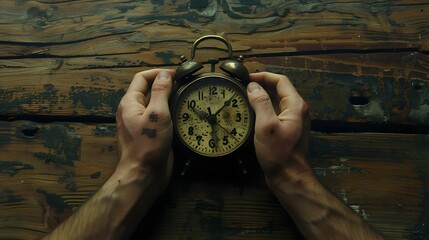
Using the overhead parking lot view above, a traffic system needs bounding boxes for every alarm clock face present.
[173,74,254,157]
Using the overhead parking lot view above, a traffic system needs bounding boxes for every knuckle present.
[300,99,309,113]
[116,99,126,115]
[133,71,143,80]
[151,82,170,94]
[253,92,271,105]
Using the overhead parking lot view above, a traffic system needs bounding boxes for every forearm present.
[43,165,163,240]
[267,160,383,240]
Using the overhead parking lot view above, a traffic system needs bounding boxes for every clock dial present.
[173,75,253,157]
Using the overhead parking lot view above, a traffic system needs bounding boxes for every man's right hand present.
[246,72,312,187]
[246,72,383,240]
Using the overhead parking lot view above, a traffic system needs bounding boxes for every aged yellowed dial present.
[173,74,253,157]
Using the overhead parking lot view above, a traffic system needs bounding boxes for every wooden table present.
[1,1,428,239]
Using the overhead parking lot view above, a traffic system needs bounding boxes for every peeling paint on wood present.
[0,161,33,176]
[70,87,124,115]
[262,65,429,126]
[58,170,77,192]
[36,189,74,229]
[94,125,116,137]
[352,98,389,123]
[313,158,366,177]
[408,80,429,125]
[0,189,24,204]
[0,0,428,239]
[0,121,427,239]
[34,125,82,166]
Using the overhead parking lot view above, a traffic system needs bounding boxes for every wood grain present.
[1,53,428,126]
[1,0,428,55]
[0,121,427,239]
[1,1,428,239]
[0,1,428,125]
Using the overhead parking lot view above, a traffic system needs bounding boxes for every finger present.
[247,82,279,135]
[145,70,174,118]
[126,69,175,107]
[128,69,175,94]
[250,72,303,113]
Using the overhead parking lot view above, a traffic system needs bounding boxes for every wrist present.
[107,163,164,190]
[117,151,172,176]
[264,155,315,191]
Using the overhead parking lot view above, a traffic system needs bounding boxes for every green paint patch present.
[0,87,31,113]
[37,189,72,213]
[34,125,81,166]
[0,84,59,115]
[266,67,392,123]
[0,161,34,176]
[58,170,77,191]
[70,87,125,116]
[114,4,137,13]
[155,51,177,65]
[34,152,70,165]
[0,189,24,204]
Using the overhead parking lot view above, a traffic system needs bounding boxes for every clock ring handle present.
[189,35,234,60]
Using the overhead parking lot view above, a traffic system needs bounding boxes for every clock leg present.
[180,156,193,176]
[238,156,248,175]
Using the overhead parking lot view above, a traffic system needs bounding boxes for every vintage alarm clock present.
[172,35,255,175]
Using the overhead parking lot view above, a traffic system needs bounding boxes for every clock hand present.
[210,124,218,148]
[215,122,238,141]
[206,107,218,148]
[214,93,238,116]
[191,106,208,120]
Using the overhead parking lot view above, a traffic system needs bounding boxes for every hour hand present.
[191,107,208,120]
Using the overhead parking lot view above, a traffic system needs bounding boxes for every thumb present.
[146,70,173,117]
[247,82,278,135]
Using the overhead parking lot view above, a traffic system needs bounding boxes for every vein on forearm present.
[43,172,160,240]
[270,177,383,240]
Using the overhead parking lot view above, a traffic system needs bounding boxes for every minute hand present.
[214,93,238,116]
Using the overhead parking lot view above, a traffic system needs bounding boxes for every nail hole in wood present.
[412,81,423,90]
[349,89,369,106]
[21,127,39,138]
[349,96,369,106]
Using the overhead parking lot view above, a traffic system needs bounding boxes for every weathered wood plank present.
[1,0,428,125]
[1,52,428,125]
[0,121,428,239]
[248,53,429,126]
[1,1,428,240]
[0,0,428,58]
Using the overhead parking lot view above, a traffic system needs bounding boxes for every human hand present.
[246,72,312,188]
[115,69,175,190]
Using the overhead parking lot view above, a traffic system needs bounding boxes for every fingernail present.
[248,82,261,93]
[158,71,170,80]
